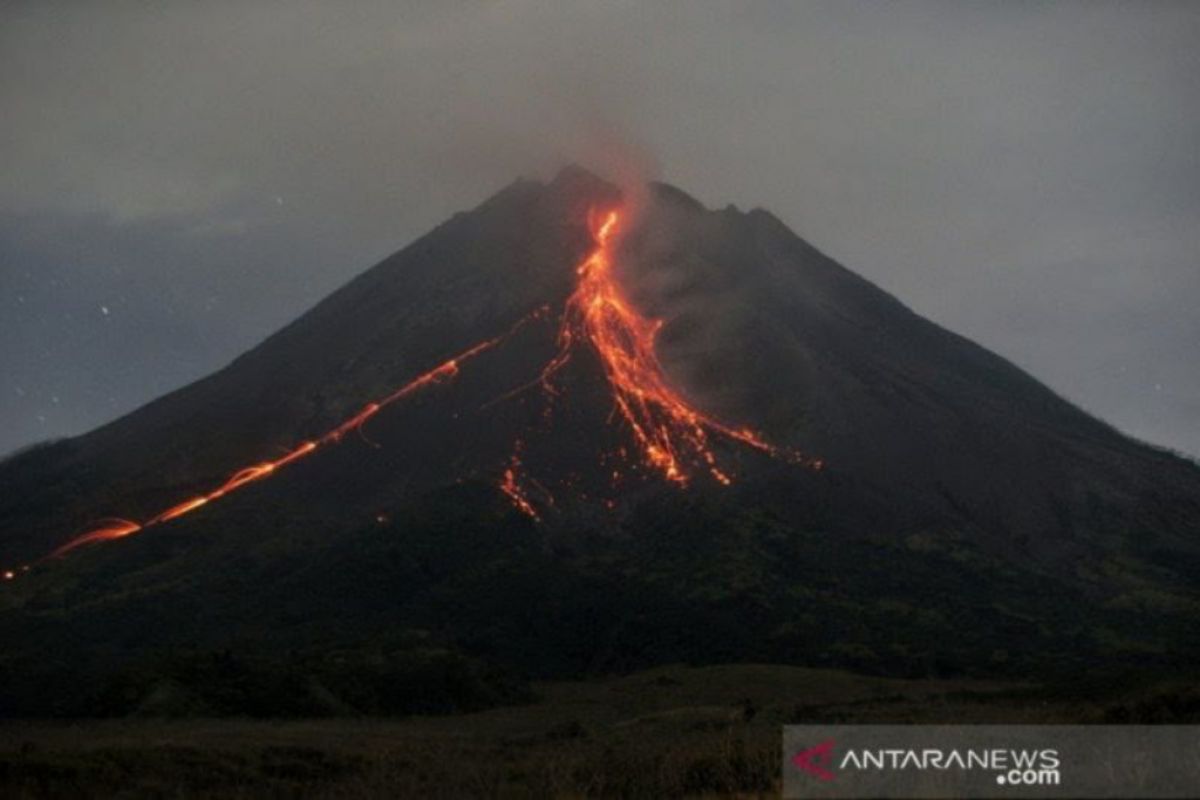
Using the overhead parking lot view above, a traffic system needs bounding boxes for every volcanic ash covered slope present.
[1,166,1199,699]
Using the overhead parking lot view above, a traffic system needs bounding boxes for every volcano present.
[1,166,1198,714]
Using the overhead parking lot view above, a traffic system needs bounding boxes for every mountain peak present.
[648,180,706,212]
[548,163,615,195]
[2,172,1199,688]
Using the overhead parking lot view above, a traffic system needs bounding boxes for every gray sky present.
[2,1,1198,457]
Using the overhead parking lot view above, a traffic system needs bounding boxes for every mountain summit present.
[2,167,1198,712]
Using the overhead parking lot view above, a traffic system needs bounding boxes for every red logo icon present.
[792,739,838,781]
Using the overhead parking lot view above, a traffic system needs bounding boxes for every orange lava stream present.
[498,207,817,518]
[5,312,544,575]
[0,204,822,577]
[567,210,745,485]
[50,519,142,558]
[499,465,540,522]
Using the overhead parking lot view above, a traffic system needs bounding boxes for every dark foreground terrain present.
[3,663,1197,799]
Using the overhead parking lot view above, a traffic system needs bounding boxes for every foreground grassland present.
[0,663,1192,798]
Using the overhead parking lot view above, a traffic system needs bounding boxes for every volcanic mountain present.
[1,166,1198,714]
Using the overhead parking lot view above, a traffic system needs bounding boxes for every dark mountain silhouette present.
[2,166,1198,715]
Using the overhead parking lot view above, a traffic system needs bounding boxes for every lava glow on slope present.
[3,202,818,579]
[497,208,817,518]
[3,314,542,576]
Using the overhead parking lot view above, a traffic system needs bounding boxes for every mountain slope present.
[1,167,1198,714]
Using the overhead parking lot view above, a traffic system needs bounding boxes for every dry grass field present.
[2,662,1171,798]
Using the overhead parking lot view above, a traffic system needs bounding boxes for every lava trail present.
[2,202,820,578]
[498,207,818,517]
[4,311,543,575]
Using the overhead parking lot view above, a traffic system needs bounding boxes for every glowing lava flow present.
[51,519,142,558]
[7,312,544,572]
[499,463,540,521]
[1,203,822,578]
[498,207,818,517]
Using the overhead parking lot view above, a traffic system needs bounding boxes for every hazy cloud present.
[2,1,1197,455]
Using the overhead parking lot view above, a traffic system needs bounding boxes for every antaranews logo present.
[790,737,1061,788]
[785,725,1200,799]
[792,739,838,782]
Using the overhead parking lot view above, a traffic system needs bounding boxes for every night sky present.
[2,2,1198,457]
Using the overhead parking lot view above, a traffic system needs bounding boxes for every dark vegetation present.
[2,481,1196,719]
[2,664,1198,799]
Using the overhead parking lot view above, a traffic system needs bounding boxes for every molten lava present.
[5,313,541,575]
[497,207,815,517]
[499,464,540,522]
[3,202,820,578]
[51,519,142,558]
